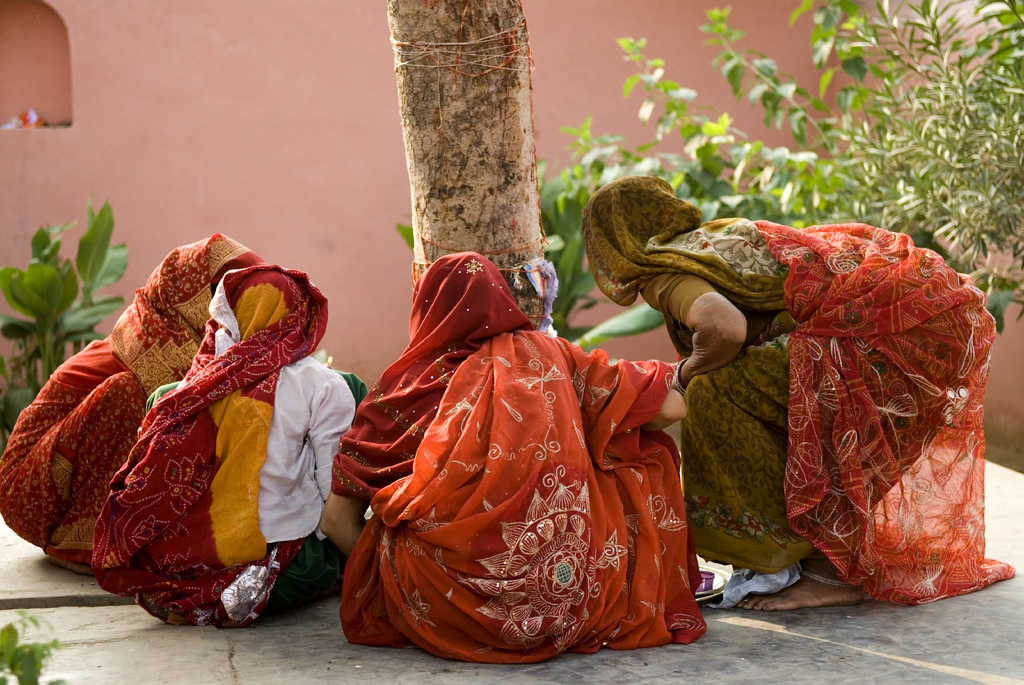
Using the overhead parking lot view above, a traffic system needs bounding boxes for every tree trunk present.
[387,0,543,321]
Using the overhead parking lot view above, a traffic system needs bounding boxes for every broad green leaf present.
[14,263,64,324]
[788,108,808,145]
[76,201,114,293]
[837,86,858,113]
[841,56,868,82]
[622,74,641,99]
[15,648,40,684]
[790,0,813,26]
[1,623,16,659]
[30,229,51,262]
[59,296,125,333]
[543,235,566,253]
[819,68,836,98]
[573,304,664,350]
[395,224,415,250]
[812,35,836,67]
[987,288,1013,333]
[61,330,104,346]
[0,268,33,317]
[57,263,78,314]
[666,87,697,101]
[91,243,128,292]
[814,5,842,31]
[0,314,33,341]
[569,271,596,300]
[753,58,777,77]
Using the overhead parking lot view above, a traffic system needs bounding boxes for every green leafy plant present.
[704,0,1024,329]
[546,0,1022,334]
[538,162,665,346]
[0,200,128,448]
[0,612,64,685]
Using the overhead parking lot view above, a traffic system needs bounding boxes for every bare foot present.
[46,556,92,575]
[736,553,864,611]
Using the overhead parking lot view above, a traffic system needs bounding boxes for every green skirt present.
[680,330,814,573]
[264,534,343,614]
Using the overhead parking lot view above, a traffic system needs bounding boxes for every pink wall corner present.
[0,0,72,123]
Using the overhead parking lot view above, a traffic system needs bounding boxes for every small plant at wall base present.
[0,200,128,450]
[0,612,64,685]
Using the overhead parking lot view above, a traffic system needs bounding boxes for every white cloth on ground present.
[210,278,357,544]
[708,563,802,609]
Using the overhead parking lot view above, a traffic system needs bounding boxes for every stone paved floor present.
[2,462,1021,684]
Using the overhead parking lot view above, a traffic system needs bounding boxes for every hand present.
[678,292,747,384]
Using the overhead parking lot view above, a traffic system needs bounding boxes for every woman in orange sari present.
[323,253,705,663]
[0,235,260,571]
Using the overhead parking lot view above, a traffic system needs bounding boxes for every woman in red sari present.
[581,175,1014,610]
[0,235,260,571]
[92,264,332,627]
[323,252,705,663]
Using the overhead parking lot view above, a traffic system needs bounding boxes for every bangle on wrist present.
[674,359,689,395]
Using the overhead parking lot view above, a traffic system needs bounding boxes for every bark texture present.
[388,0,543,320]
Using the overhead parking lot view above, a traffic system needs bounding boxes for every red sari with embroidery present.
[92,265,327,627]
[757,221,1014,603]
[0,235,260,565]
[335,254,705,663]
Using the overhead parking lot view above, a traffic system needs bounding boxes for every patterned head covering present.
[109,234,263,394]
[581,176,786,310]
[333,253,532,499]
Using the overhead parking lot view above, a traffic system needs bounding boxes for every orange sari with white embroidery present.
[339,254,705,663]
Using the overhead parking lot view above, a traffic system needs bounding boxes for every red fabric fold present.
[0,235,260,564]
[757,220,1014,603]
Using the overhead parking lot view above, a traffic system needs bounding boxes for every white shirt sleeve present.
[308,366,357,503]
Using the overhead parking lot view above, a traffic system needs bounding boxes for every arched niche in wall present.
[0,0,72,127]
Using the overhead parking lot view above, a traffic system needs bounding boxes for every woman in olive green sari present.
[581,176,1013,610]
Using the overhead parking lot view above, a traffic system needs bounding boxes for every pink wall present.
[0,0,72,122]
[1,1,1021,437]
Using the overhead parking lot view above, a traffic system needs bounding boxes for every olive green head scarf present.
[581,175,787,310]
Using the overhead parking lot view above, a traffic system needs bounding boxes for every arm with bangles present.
[640,273,748,395]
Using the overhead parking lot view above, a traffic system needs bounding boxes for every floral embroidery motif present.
[459,469,595,652]
[684,494,802,547]
[465,259,484,274]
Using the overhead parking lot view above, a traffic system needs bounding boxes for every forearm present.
[319,493,367,557]
[677,292,747,386]
[642,388,687,431]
